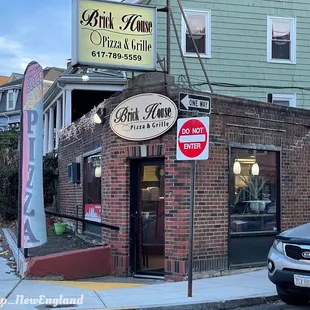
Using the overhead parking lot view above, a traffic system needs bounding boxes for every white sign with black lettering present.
[110,93,178,141]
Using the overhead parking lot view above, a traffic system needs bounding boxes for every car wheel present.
[276,285,309,306]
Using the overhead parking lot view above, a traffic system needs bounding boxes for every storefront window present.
[83,153,102,236]
[230,148,279,234]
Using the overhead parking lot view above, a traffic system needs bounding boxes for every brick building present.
[58,73,310,281]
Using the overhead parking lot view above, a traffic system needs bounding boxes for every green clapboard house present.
[135,0,309,109]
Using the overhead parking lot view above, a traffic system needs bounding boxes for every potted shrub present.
[237,173,270,213]
[54,221,67,235]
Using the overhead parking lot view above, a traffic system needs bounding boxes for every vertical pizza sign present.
[19,61,47,249]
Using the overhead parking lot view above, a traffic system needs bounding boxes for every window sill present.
[272,102,296,108]
[231,214,275,217]
[184,53,210,59]
[6,108,15,112]
[267,59,296,65]
[83,230,102,240]
[230,231,278,237]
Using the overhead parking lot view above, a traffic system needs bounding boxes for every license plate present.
[294,274,310,288]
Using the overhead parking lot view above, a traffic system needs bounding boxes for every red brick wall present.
[58,125,102,231]
[58,74,310,281]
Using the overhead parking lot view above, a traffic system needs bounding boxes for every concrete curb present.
[113,295,280,310]
[2,228,27,278]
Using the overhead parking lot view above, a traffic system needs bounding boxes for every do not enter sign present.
[176,117,209,160]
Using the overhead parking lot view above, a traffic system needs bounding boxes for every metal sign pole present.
[188,159,196,297]
[177,115,209,298]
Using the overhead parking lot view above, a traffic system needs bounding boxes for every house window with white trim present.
[7,90,14,110]
[267,16,296,64]
[267,93,296,107]
[182,9,211,58]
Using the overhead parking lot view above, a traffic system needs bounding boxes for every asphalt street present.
[237,301,310,310]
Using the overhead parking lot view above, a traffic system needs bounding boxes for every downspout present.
[3,113,9,130]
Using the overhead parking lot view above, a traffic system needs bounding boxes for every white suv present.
[268,223,310,306]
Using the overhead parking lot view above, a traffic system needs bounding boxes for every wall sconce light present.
[81,67,89,82]
[233,159,241,175]
[93,107,106,124]
[95,166,101,178]
[82,74,89,82]
[251,162,259,176]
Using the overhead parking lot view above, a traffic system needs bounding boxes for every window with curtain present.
[182,9,211,57]
[267,16,296,63]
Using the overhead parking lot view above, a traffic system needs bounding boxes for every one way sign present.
[179,92,211,114]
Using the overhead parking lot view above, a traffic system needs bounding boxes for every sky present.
[0,1,71,76]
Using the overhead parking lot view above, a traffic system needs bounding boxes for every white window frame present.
[6,90,15,111]
[267,16,296,64]
[270,93,296,107]
[105,0,140,2]
[181,9,211,58]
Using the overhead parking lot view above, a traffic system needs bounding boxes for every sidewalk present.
[0,228,21,293]
[0,269,278,310]
[0,228,278,310]
[0,257,21,299]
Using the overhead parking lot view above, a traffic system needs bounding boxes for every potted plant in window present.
[237,173,271,213]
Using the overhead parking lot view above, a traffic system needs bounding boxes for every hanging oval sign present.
[110,93,178,141]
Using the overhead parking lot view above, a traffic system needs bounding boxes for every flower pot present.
[54,222,67,235]
[46,217,55,228]
[249,200,266,213]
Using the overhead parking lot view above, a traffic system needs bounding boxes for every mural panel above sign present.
[110,93,178,141]
[71,0,157,71]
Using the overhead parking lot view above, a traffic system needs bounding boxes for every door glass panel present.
[139,163,165,274]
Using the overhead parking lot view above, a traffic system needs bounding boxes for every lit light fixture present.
[93,107,106,124]
[95,166,101,178]
[81,67,89,82]
[233,159,241,175]
[251,162,259,176]
[81,74,89,82]
[237,158,256,164]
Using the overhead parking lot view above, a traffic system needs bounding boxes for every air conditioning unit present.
[68,162,81,184]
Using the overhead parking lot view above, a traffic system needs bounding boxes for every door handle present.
[130,211,138,218]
